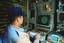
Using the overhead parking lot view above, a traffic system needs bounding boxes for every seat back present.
[0,36,2,43]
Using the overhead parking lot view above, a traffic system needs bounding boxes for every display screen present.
[37,15,50,26]
[48,34,59,43]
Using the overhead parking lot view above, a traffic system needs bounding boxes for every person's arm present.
[34,33,41,43]
[17,32,32,43]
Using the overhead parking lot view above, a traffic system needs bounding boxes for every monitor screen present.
[37,15,50,26]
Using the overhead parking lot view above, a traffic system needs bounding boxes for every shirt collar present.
[9,24,24,32]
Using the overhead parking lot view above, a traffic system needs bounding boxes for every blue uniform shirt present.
[7,25,24,43]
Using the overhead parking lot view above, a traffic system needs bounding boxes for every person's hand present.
[35,33,41,40]
[20,32,29,39]
[34,33,41,43]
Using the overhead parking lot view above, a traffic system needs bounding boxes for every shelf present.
[57,26,64,31]
[57,11,64,13]
[35,26,50,32]
[0,18,8,20]
[0,25,7,27]
[36,24,50,28]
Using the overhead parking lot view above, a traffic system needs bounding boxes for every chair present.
[0,38,2,43]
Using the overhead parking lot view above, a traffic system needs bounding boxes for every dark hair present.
[8,6,24,24]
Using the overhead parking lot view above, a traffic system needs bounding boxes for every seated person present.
[7,6,31,43]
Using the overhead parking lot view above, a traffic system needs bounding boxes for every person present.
[7,6,31,43]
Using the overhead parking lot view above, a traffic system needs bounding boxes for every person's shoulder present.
[7,25,15,31]
[7,25,16,35]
